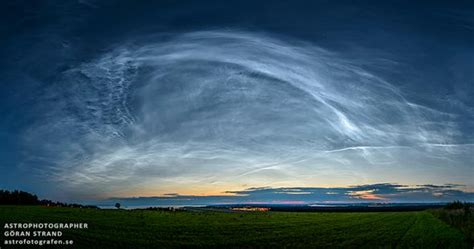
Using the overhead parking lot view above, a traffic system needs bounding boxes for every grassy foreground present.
[0,206,469,249]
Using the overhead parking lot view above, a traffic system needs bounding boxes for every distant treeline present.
[0,189,97,208]
[212,204,447,212]
[0,190,39,205]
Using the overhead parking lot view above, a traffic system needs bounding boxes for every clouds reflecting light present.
[23,31,473,199]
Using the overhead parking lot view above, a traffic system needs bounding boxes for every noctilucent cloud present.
[0,0,473,204]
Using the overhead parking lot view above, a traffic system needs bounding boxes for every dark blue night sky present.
[0,0,473,204]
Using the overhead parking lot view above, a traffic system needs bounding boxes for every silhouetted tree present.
[0,190,39,205]
[0,189,97,208]
[115,202,121,209]
[445,201,469,210]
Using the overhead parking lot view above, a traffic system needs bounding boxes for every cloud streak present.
[22,30,473,198]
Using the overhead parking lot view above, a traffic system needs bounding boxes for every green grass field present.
[0,206,469,249]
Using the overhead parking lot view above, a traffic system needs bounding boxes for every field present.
[0,206,469,249]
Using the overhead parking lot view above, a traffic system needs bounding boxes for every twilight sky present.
[0,0,473,204]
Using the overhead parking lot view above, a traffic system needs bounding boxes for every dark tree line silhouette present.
[0,190,39,205]
[0,189,97,208]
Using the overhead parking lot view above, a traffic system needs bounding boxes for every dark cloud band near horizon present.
[96,183,473,207]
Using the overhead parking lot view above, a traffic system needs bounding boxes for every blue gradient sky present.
[0,0,473,204]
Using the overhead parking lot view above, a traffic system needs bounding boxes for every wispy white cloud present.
[23,31,473,198]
